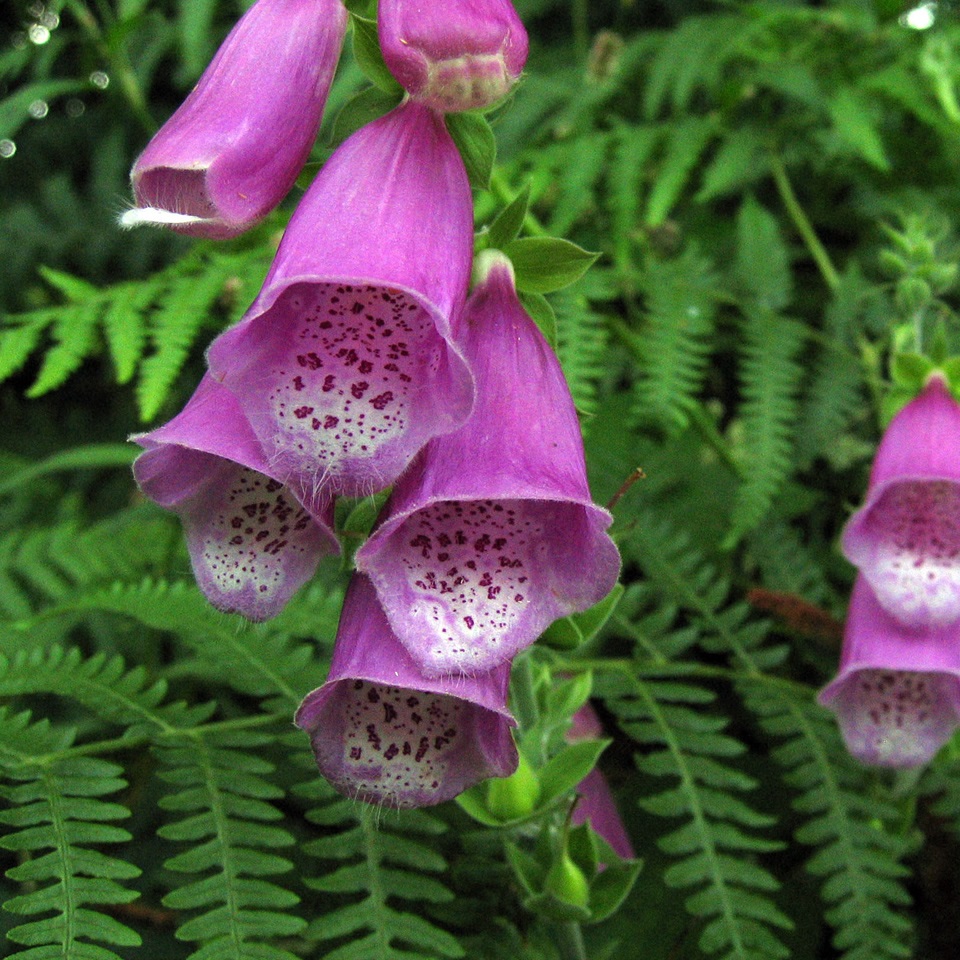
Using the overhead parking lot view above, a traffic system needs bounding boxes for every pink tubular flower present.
[207,99,474,499]
[355,251,621,677]
[132,376,338,621]
[842,373,960,629]
[295,575,518,808]
[378,0,528,112]
[568,704,634,861]
[120,0,348,239]
[818,576,960,768]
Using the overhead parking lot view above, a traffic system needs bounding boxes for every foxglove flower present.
[121,0,348,238]
[378,0,528,112]
[355,251,621,677]
[819,576,960,767]
[295,575,518,808]
[133,376,338,621]
[567,703,635,861]
[207,99,474,498]
[842,373,960,629]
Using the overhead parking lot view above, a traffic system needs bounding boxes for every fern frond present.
[0,645,212,735]
[156,727,305,960]
[741,683,914,960]
[0,245,271,420]
[0,709,142,960]
[296,774,464,960]
[552,272,612,419]
[606,673,791,960]
[630,248,719,433]
[725,308,805,549]
[644,116,717,227]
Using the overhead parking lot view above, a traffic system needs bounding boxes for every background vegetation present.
[3,0,960,957]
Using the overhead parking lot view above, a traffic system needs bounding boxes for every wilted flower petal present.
[819,575,960,768]
[207,99,474,498]
[356,251,620,676]
[378,0,528,111]
[295,575,518,808]
[843,373,960,629]
[121,0,347,238]
[133,376,338,620]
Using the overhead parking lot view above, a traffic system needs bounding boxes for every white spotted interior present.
[199,467,314,601]
[844,669,954,766]
[267,282,439,474]
[341,681,464,802]
[868,481,960,626]
[395,499,550,670]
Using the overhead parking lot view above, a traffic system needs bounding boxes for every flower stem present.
[770,153,839,292]
[555,921,588,960]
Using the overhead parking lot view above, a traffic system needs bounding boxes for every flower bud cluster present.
[127,0,621,808]
[821,373,960,767]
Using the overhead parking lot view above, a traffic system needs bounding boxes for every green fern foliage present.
[297,774,464,960]
[0,243,270,421]
[607,673,790,960]
[0,709,143,960]
[630,248,718,433]
[724,307,805,549]
[742,684,915,960]
[156,728,305,960]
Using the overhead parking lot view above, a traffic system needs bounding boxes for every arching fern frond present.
[741,682,914,960]
[604,672,791,960]
[156,726,305,960]
[0,242,271,421]
[630,247,719,434]
[296,774,464,960]
[724,308,805,549]
[0,709,143,960]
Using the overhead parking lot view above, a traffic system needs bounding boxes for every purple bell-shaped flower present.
[378,0,528,112]
[121,0,347,239]
[132,376,338,621]
[295,575,518,808]
[355,251,621,677]
[819,576,960,767]
[207,99,475,499]
[842,373,960,629]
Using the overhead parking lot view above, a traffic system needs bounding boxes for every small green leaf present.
[539,739,611,806]
[588,859,644,923]
[518,290,558,349]
[446,112,496,190]
[350,14,402,93]
[891,352,933,389]
[542,585,624,651]
[330,84,403,148]
[504,237,599,294]
[485,185,532,249]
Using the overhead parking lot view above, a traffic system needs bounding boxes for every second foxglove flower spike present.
[355,251,621,677]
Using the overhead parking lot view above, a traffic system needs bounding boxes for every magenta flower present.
[120,0,347,239]
[378,0,528,112]
[355,251,621,677]
[819,576,960,768]
[842,373,960,629]
[207,99,474,499]
[295,575,518,808]
[132,376,338,621]
[567,704,635,861]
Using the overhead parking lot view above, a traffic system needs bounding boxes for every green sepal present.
[330,84,404,148]
[541,584,624,651]
[545,671,593,723]
[941,357,960,394]
[890,352,933,390]
[539,739,611,808]
[518,290,558,349]
[505,839,546,896]
[485,753,542,821]
[503,237,599,294]
[337,491,390,570]
[485,186,532,249]
[447,112,497,190]
[350,14,402,93]
[587,858,644,923]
